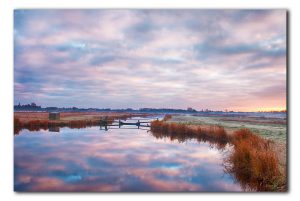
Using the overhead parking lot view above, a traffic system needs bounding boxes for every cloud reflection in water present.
[14,127,242,192]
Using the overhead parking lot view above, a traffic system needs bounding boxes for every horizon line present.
[14,103,286,113]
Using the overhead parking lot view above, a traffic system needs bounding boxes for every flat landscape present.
[170,114,286,142]
[14,111,142,123]
[167,114,287,171]
[13,10,287,192]
[14,111,287,182]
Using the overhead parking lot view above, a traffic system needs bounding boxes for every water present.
[14,121,242,192]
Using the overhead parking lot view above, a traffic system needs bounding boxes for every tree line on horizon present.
[14,102,286,113]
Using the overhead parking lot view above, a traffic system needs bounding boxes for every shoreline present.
[13,112,287,191]
[150,118,287,191]
[14,111,152,134]
[164,115,287,184]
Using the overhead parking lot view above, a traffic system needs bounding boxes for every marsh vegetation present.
[150,116,286,191]
[14,112,286,191]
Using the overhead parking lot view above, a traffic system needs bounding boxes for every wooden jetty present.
[99,117,156,131]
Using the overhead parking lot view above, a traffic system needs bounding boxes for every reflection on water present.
[14,124,242,192]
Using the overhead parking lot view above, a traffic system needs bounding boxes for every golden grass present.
[13,112,149,134]
[150,120,286,191]
[151,120,229,143]
[225,128,285,191]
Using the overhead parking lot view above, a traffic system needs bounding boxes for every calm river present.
[14,118,242,192]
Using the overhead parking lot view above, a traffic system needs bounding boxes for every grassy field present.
[169,114,287,143]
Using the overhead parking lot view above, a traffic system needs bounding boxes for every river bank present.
[14,112,151,134]
[168,114,287,169]
[154,114,287,191]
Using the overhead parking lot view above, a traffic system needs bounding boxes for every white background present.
[0,0,299,200]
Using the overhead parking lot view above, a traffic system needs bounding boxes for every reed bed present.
[13,113,146,134]
[151,120,229,143]
[150,119,286,191]
[225,128,285,191]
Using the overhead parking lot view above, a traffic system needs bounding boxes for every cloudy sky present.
[14,10,286,111]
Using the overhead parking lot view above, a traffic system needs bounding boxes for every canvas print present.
[14,9,287,192]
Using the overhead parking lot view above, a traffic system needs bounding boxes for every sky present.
[14,10,287,111]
